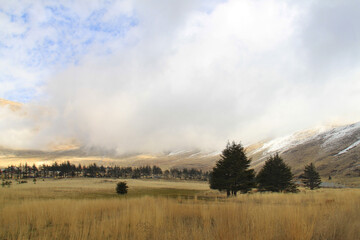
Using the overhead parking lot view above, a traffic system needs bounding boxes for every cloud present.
[300,0,360,74]
[0,106,34,149]
[41,0,300,152]
[1,0,360,153]
[0,0,136,101]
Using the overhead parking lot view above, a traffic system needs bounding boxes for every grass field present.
[1,178,359,240]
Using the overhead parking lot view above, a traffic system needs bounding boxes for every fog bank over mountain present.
[1,1,360,152]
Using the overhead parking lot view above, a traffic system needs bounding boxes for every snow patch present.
[188,150,220,158]
[168,150,192,156]
[200,150,221,158]
[188,152,202,158]
[322,122,360,147]
[337,139,360,155]
[253,125,332,155]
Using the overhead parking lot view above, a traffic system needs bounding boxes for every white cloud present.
[1,0,360,153]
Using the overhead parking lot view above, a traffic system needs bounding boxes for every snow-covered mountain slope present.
[247,122,360,177]
[0,98,359,177]
[250,125,334,155]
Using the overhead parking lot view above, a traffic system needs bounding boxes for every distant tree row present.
[210,141,321,197]
[0,162,209,181]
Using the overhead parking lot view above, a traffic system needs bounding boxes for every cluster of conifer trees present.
[1,142,322,194]
[209,141,321,197]
[0,162,209,181]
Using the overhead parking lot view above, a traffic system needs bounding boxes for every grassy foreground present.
[0,179,359,240]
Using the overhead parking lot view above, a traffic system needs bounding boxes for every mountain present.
[1,122,359,177]
[0,98,359,177]
[0,98,22,111]
[0,146,219,171]
[247,123,360,177]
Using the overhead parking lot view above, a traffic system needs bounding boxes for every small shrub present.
[1,180,12,187]
[116,181,128,195]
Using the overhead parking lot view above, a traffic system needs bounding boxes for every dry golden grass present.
[0,179,359,240]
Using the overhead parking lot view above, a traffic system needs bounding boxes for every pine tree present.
[116,181,128,194]
[302,163,321,190]
[209,141,255,197]
[256,154,298,192]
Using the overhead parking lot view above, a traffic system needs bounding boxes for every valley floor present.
[0,178,359,240]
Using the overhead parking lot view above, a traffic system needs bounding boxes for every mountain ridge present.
[0,98,359,177]
[0,98,22,111]
[248,122,360,177]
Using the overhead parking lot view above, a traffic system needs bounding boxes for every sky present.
[1,0,360,153]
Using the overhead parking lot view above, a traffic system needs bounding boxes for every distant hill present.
[0,98,359,177]
[0,145,219,171]
[247,122,360,177]
[0,98,22,111]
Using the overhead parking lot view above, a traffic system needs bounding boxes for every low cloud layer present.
[1,0,360,153]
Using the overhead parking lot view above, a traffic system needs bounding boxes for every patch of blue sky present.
[1,8,28,24]
[82,38,94,46]
[11,30,28,39]
[0,41,11,49]
[0,1,138,102]
[21,12,29,23]
[4,88,37,103]
[0,73,33,103]
[29,4,136,68]
[9,13,16,22]
[85,9,135,37]
[199,0,227,15]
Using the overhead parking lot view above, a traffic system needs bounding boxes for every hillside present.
[0,145,219,171]
[0,98,359,177]
[1,122,359,177]
[0,98,22,111]
[247,123,360,177]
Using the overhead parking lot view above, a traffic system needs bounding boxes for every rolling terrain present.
[1,178,359,240]
[0,98,359,177]
[247,123,360,177]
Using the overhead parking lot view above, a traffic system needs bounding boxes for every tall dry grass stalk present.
[0,182,359,240]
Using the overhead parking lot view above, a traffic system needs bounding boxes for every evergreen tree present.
[209,141,255,197]
[302,163,321,190]
[116,181,128,194]
[256,154,298,192]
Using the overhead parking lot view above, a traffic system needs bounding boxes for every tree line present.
[0,162,209,181]
[1,142,322,194]
[210,141,321,197]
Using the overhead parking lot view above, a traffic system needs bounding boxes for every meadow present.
[0,178,359,240]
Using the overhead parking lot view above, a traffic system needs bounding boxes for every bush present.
[116,181,128,194]
[1,180,12,187]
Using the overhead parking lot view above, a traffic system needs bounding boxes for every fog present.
[1,0,360,153]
